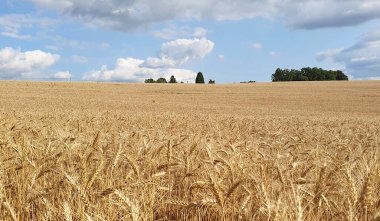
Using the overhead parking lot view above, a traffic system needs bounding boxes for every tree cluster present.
[145,75,177,84]
[144,72,215,84]
[240,80,256,83]
[272,67,348,82]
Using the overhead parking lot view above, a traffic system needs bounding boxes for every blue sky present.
[1,0,380,83]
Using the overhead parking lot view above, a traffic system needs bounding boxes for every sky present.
[0,0,380,83]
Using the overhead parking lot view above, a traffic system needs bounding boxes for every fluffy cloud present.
[143,38,214,68]
[53,71,72,79]
[316,29,380,79]
[82,58,196,82]
[83,37,214,82]
[27,0,380,30]
[0,47,59,79]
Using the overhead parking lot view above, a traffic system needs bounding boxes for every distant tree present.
[156,77,167,83]
[144,78,156,83]
[169,75,177,83]
[240,80,256,83]
[272,67,348,82]
[195,72,205,84]
[208,79,215,84]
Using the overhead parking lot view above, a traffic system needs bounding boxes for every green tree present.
[208,79,215,84]
[302,67,316,81]
[312,68,323,80]
[336,70,348,80]
[156,77,167,83]
[195,72,205,84]
[272,67,348,82]
[144,78,156,83]
[169,75,177,83]
[272,68,285,81]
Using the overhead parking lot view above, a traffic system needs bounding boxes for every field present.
[0,81,379,220]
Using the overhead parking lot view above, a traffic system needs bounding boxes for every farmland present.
[0,81,379,220]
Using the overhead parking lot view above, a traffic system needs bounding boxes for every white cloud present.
[218,54,225,60]
[143,57,177,69]
[316,29,380,79]
[82,58,196,82]
[0,47,60,79]
[53,71,72,79]
[152,25,208,40]
[142,38,214,68]
[26,0,380,30]
[83,37,214,82]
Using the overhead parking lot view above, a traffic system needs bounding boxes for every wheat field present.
[0,81,379,221]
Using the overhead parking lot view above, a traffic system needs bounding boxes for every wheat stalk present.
[63,201,73,221]
[115,190,140,221]
[86,158,104,190]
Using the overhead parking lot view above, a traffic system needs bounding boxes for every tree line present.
[145,72,215,84]
[145,76,179,83]
[272,67,348,82]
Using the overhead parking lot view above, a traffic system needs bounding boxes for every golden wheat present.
[0,81,379,220]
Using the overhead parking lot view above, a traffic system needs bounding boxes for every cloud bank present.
[143,38,214,68]
[27,0,380,30]
[316,29,380,79]
[83,38,214,82]
[0,47,70,80]
[82,58,196,82]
